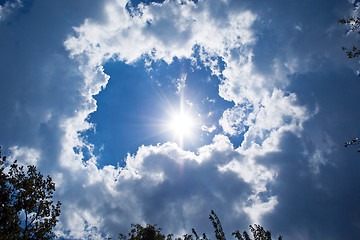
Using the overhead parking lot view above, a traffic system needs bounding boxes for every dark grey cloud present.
[260,132,360,239]
[256,67,360,238]
[53,140,257,239]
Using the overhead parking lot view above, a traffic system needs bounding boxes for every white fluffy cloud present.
[57,0,288,237]
[53,0,311,237]
[8,146,41,166]
[55,136,259,238]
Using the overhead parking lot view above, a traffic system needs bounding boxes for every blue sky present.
[1,0,360,239]
[85,54,233,167]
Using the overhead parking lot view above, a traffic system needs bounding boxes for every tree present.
[208,211,282,240]
[338,16,360,58]
[0,146,61,239]
[118,223,169,240]
[232,224,282,240]
[117,210,282,240]
[209,210,225,240]
[344,137,360,152]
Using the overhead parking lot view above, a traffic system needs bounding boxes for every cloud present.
[175,74,187,95]
[64,0,257,65]
[55,137,262,239]
[1,0,360,239]
[47,1,278,236]
[219,106,247,136]
[0,0,22,21]
[8,146,41,166]
[201,124,216,133]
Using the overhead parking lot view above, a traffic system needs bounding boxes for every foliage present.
[339,16,360,58]
[117,210,282,240]
[0,147,61,239]
[232,224,282,240]
[209,210,225,240]
[118,223,169,240]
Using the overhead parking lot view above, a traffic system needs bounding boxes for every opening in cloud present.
[60,0,300,237]
[83,58,231,168]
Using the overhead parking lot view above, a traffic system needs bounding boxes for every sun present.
[166,106,197,146]
[168,111,194,138]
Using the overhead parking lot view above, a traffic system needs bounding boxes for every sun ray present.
[165,94,198,148]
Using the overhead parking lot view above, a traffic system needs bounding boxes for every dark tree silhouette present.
[339,16,360,58]
[232,224,282,240]
[0,147,61,239]
[117,210,282,240]
[209,210,226,240]
[344,137,360,152]
[118,223,169,240]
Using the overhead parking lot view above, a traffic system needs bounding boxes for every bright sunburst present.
[168,110,194,139]
[165,101,198,147]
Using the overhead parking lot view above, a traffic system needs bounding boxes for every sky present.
[1,0,360,239]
